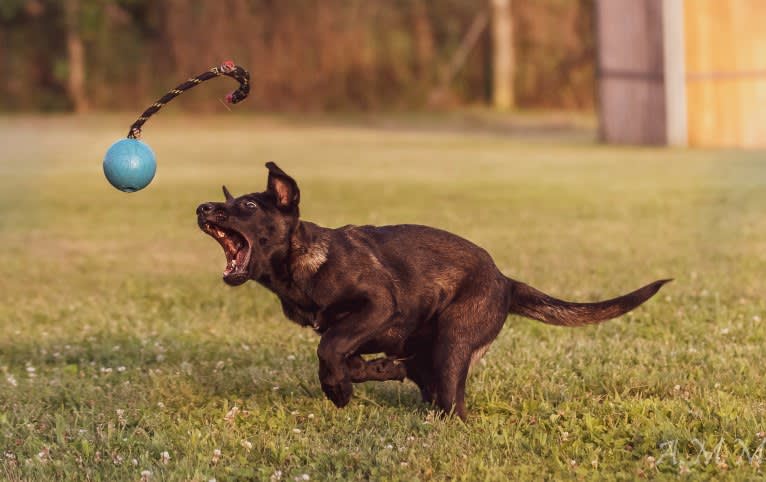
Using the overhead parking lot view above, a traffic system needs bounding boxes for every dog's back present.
[329,223,507,320]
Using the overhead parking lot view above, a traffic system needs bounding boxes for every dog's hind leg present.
[432,281,508,419]
[432,339,473,419]
[403,341,437,404]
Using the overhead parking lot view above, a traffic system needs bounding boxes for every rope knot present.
[220,60,236,73]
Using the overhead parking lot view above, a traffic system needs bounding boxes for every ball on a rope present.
[103,138,157,192]
[101,61,249,193]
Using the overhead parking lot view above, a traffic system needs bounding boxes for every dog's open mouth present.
[201,222,251,286]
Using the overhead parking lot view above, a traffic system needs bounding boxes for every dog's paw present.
[321,379,353,408]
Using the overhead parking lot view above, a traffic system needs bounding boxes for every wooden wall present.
[685,0,766,148]
[596,0,666,145]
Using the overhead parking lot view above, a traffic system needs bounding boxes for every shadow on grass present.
[0,330,428,414]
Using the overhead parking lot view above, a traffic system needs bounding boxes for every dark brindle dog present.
[197,162,670,419]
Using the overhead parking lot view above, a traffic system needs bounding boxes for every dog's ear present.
[265,162,300,210]
[222,185,234,202]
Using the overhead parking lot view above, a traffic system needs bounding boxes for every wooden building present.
[596,0,766,148]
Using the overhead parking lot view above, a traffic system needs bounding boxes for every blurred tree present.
[64,0,89,112]
[0,0,596,112]
[430,7,489,108]
[0,1,66,110]
[412,0,435,84]
[515,0,595,109]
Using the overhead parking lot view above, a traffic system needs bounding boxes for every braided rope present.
[127,60,250,139]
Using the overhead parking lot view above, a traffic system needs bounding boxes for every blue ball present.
[103,138,157,192]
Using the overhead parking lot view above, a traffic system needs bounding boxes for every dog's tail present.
[506,277,671,327]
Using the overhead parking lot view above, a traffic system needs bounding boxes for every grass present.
[0,113,765,481]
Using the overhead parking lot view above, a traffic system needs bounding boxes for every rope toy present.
[103,61,250,192]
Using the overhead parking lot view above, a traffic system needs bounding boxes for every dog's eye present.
[244,201,258,209]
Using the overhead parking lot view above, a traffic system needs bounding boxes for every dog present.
[197,162,670,419]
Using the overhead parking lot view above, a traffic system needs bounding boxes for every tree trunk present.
[412,0,435,82]
[64,0,89,113]
[491,0,515,110]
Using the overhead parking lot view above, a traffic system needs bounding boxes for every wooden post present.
[662,0,687,146]
[491,0,514,110]
[596,0,666,144]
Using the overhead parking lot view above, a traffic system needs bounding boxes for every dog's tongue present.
[223,245,249,278]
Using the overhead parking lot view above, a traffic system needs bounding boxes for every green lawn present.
[1,114,765,481]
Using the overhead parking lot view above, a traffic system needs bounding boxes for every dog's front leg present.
[347,355,407,383]
[316,294,395,407]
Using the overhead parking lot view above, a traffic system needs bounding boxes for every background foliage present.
[0,0,595,112]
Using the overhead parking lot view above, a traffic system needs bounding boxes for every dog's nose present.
[196,203,216,216]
